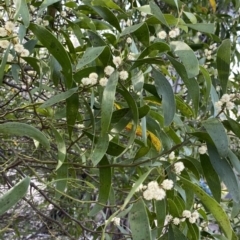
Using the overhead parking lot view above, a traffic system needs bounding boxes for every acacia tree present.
[0,0,240,239]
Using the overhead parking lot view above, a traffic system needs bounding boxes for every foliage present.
[0,0,240,239]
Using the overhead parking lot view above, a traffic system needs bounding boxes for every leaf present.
[29,24,73,89]
[120,22,149,47]
[155,199,166,237]
[76,46,106,69]
[199,66,211,105]
[52,127,66,170]
[0,122,50,149]
[170,41,199,78]
[129,198,152,240]
[183,11,197,24]
[200,154,221,202]
[131,70,144,93]
[150,0,169,28]
[14,0,30,27]
[228,150,240,176]
[40,87,78,108]
[152,67,175,126]
[0,45,10,85]
[0,177,30,216]
[175,96,193,117]
[180,176,237,240]
[202,118,228,157]
[217,39,231,93]
[92,6,121,32]
[89,156,112,216]
[23,57,41,76]
[39,0,61,10]
[209,0,217,12]
[185,23,215,34]
[87,30,106,46]
[55,164,68,199]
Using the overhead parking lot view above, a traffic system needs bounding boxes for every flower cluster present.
[82,72,98,86]
[173,162,185,175]
[143,179,174,201]
[198,145,207,154]
[215,93,235,111]
[157,28,180,40]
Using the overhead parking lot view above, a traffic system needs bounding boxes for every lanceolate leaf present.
[180,176,237,240]
[0,177,30,216]
[29,23,73,89]
[152,67,175,126]
[14,0,30,27]
[185,23,215,34]
[129,198,152,240]
[207,143,240,203]
[0,45,10,85]
[217,39,231,93]
[170,41,199,78]
[0,122,50,149]
[202,118,228,157]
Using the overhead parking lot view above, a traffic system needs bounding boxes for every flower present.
[220,93,230,103]
[119,70,129,80]
[113,56,122,68]
[182,210,191,218]
[143,181,166,201]
[198,145,207,154]
[7,54,14,61]
[161,179,174,190]
[143,189,154,200]
[214,101,223,110]
[42,20,49,26]
[61,11,67,17]
[0,27,7,37]
[14,43,24,53]
[174,162,185,175]
[0,40,10,49]
[82,77,91,85]
[89,72,98,80]
[154,188,166,200]
[173,217,180,225]
[165,214,173,223]
[226,101,234,110]
[99,77,108,87]
[104,66,115,76]
[126,37,132,44]
[111,217,120,226]
[150,36,155,42]
[169,29,177,38]
[169,151,175,160]
[191,211,199,219]
[147,181,159,191]
[21,49,30,57]
[174,28,180,36]
[133,183,145,192]
[189,216,197,223]
[157,30,167,39]
[5,21,15,32]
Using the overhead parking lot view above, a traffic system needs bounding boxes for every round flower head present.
[99,77,108,87]
[126,37,132,44]
[143,189,154,200]
[0,27,7,37]
[174,28,180,36]
[198,145,207,154]
[154,188,166,200]
[111,217,120,226]
[157,30,167,40]
[220,94,230,103]
[0,40,10,49]
[113,56,122,68]
[214,101,223,110]
[169,29,177,38]
[189,216,197,224]
[104,66,115,76]
[161,179,174,190]
[182,210,191,218]
[191,211,199,219]
[226,101,234,110]
[14,43,24,53]
[21,49,30,57]
[82,77,91,86]
[165,214,173,223]
[173,217,180,225]
[61,11,67,17]
[174,162,185,175]
[5,21,15,32]
[119,70,129,80]
[89,72,98,80]
[147,181,159,191]
[169,151,175,160]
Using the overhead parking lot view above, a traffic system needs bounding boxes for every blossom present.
[5,21,15,32]
[126,37,132,44]
[165,214,173,223]
[198,145,207,154]
[147,181,159,191]
[89,72,98,80]
[143,189,154,200]
[119,70,129,80]
[189,216,197,223]
[214,101,223,110]
[36,18,42,24]
[0,40,10,49]
[99,77,108,87]
[0,27,7,37]
[154,188,166,200]
[143,181,166,201]
[111,217,120,226]
[182,210,191,218]
[14,43,24,53]
[90,78,97,85]
[174,28,180,36]
[150,36,155,42]
[113,56,122,68]
[169,29,177,38]
[169,151,175,160]
[104,65,115,76]
[82,77,91,86]
[157,30,167,39]
[173,217,180,225]
[191,211,199,219]
[43,20,49,26]
[21,49,30,57]
[133,183,145,192]
[220,93,230,103]
[61,11,67,17]
[174,162,185,175]
[7,54,14,62]
[226,101,234,110]
[161,179,174,190]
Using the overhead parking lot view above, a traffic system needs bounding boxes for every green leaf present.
[55,164,68,199]
[225,116,240,139]
[0,45,10,85]
[89,156,112,216]
[152,67,175,126]
[185,23,215,34]
[170,41,199,78]
[129,198,152,240]
[120,23,149,47]
[29,24,73,89]
[199,66,212,105]
[180,176,237,240]
[183,11,197,24]
[150,0,169,28]
[175,96,193,117]
[52,127,66,171]
[39,0,61,10]
[200,154,221,202]
[87,30,106,46]
[217,39,231,93]
[202,118,228,157]
[40,87,78,108]
[0,177,30,216]
[76,46,106,69]
[131,70,144,93]
[155,199,166,237]
[207,144,240,203]
[92,6,121,32]
[0,122,50,149]
[92,0,122,11]
[23,57,41,76]
[14,0,30,27]
[228,150,240,176]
